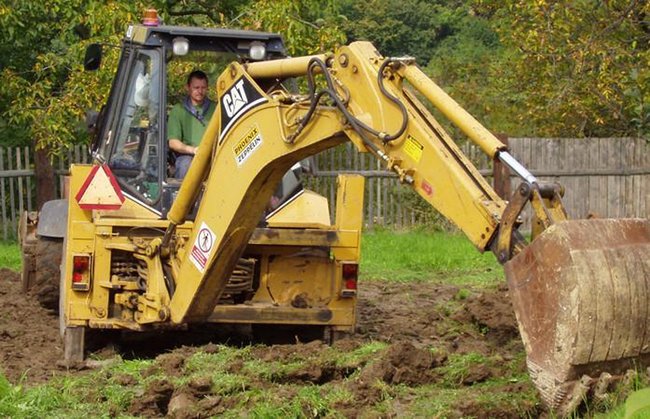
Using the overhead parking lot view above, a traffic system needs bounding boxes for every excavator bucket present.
[505,218,650,414]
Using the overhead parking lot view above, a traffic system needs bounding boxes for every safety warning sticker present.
[233,126,262,166]
[404,135,424,163]
[190,222,216,273]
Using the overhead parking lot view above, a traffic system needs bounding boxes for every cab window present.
[109,48,162,203]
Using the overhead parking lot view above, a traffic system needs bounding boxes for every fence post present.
[493,134,511,199]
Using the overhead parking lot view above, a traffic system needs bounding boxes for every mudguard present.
[36,199,69,239]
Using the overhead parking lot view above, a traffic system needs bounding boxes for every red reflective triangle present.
[75,164,125,210]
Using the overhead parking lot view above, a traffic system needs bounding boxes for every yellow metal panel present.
[333,175,365,261]
[266,190,331,228]
[95,197,161,220]
[263,255,334,306]
[168,93,347,322]
[70,221,96,240]
[331,42,504,249]
[65,165,94,325]
[334,175,365,232]
[401,64,506,158]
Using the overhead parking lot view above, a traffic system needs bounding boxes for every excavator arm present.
[165,42,514,320]
[162,42,650,414]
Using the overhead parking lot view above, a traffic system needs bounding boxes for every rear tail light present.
[341,262,358,297]
[71,254,91,291]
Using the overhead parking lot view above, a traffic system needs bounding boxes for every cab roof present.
[125,24,287,58]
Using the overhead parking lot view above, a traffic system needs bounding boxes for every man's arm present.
[169,138,197,155]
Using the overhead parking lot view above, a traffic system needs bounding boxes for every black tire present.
[30,236,63,311]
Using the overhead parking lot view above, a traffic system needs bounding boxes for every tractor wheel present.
[29,236,63,311]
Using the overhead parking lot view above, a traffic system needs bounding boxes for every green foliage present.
[1,0,646,156]
[339,0,465,64]
[424,13,520,135]
[624,388,650,419]
[0,1,148,152]
[237,0,346,55]
[474,0,650,137]
[0,0,345,153]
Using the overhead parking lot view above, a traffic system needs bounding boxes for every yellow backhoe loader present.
[20,12,650,415]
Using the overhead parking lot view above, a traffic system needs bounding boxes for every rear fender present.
[36,199,69,239]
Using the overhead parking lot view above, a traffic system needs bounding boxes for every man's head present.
[186,70,209,106]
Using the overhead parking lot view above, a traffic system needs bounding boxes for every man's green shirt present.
[167,101,216,147]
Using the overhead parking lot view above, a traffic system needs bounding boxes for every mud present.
[0,269,535,416]
[0,268,63,384]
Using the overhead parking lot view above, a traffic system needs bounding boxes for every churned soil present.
[0,268,63,384]
[0,268,538,417]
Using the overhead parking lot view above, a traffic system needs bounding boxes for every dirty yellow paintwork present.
[63,163,362,333]
[266,190,331,228]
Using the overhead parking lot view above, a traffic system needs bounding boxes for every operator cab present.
[87,11,288,217]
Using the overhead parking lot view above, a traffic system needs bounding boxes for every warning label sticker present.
[233,126,262,166]
[190,222,216,273]
[404,135,424,163]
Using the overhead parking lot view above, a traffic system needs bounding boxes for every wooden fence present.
[0,138,647,240]
[508,137,649,223]
[0,145,90,240]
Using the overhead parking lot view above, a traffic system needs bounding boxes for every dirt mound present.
[357,341,446,386]
[0,269,537,416]
[456,284,520,346]
[357,281,460,346]
[0,268,64,384]
[128,378,175,417]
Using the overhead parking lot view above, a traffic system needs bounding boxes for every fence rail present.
[0,138,647,240]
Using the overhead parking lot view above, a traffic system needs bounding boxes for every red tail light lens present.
[73,256,89,274]
[342,263,358,280]
[71,255,91,290]
[341,263,358,296]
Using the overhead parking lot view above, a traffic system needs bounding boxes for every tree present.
[338,0,463,63]
[0,0,346,155]
[0,1,153,207]
[475,0,650,137]
[235,0,346,56]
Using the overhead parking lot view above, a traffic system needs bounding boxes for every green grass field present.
[360,228,502,286]
[0,242,21,272]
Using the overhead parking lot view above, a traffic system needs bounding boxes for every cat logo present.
[219,76,266,142]
[222,79,248,118]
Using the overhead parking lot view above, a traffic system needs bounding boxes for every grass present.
[360,227,502,286]
[0,241,21,272]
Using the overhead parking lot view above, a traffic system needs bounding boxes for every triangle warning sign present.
[75,164,125,210]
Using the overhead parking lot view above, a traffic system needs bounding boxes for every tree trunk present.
[34,142,56,210]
